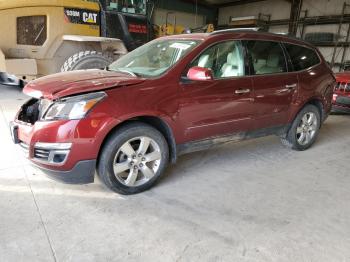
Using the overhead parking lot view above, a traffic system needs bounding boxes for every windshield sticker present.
[170,43,191,50]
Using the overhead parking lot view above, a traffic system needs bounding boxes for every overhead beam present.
[179,0,217,8]
[214,0,267,8]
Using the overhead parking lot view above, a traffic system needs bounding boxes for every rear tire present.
[61,51,113,72]
[98,122,169,195]
[281,104,321,151]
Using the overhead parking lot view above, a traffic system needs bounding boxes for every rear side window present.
[17,16,47,46]
[245,40,287,75]
[284,44,320,71]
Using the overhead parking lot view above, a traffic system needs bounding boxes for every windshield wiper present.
[107,67,139,77]
[117,69,137,77]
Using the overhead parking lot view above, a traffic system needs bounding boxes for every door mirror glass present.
[187,66,214,81]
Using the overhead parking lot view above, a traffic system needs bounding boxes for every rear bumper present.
[32,159,96,184]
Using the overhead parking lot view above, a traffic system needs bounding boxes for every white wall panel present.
[218,0,291,25]
[302,0,347,17]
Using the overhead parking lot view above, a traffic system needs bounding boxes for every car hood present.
[23,69,145,100]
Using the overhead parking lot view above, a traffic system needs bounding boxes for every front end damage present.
[17,98,49,124]
[13,98,71,165]
[10,97,97,184]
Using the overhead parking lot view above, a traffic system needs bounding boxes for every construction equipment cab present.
[0,0,151,86]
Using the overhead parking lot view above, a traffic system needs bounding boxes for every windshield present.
[108,39,201,77]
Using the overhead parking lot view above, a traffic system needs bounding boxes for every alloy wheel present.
[113,137,162,187]
[296,112,318,146]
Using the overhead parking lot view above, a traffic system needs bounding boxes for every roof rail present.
[210,27,261,35]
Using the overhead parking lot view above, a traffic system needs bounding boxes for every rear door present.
[283,43,324,107]
[178,40,255,142]
[245,40,298,129]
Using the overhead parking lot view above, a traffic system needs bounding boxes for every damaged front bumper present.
[31,159,96,184]
[10,121,96,184]
[10,97,97,184]
[11,123,97,184]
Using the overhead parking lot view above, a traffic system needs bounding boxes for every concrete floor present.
[1,84,350,262]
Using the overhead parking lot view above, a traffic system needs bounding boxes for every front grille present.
[34,148,50,161]
[335,82,350,93]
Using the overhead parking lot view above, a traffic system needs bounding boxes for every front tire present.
[98,123,169,195]
[281,104,321,151]
[61,51,113,72]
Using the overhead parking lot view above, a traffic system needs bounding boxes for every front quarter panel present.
[105,81,180,134]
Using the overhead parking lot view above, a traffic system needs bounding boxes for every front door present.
[178,40,255,143]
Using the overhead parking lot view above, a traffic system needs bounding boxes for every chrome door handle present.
[285,83,297,89]
[235,88,251,95]
[277,83,297,93]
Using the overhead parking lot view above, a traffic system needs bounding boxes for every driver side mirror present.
[187,66,214,81]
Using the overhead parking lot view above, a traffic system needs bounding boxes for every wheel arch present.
[97,115,178,166]
[307,98,325,122]
[290,97,326,126]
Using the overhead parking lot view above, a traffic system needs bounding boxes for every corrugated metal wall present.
[218,0,350,70]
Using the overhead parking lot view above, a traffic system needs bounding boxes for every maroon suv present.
[11,30,334,194]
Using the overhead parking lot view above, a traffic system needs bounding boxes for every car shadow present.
[158,114,350,187]
[331,111,350,116]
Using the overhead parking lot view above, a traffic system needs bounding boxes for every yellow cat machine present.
[154,12,214,38]
[0,0,153,86]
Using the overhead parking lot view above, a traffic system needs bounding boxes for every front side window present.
[109,39,200,77]
[284,43,320,71]
[189,41,245,79]
[246,40,287,75]
[17,16,47,46]
[106,0,147,15]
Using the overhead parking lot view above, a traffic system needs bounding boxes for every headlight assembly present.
[43,92,106,120]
